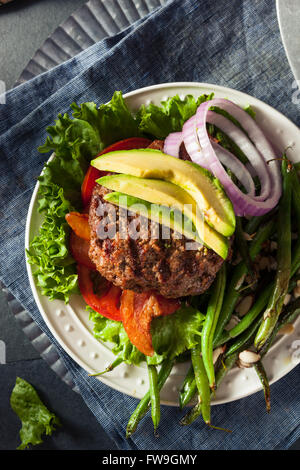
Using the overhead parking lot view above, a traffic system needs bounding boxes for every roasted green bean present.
[179,364,197,410]
[147,363,160,432]
[191,346,211,424]
[88,356,123,376]
[180,352,238,426]
[290,168,300,276]
[225,316,261,357]
[255,160,292,350]
[201,265,226,390]
[126,359,174,438]
[260,297,300,357]
[254,360,271,413]
[213,218,275,345]
[215,275,300,348]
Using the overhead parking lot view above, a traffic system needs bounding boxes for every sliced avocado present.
[97,173,228,258]
[104,191,199,242]
[97,173,199,225]
[103,191,229,260]
[91,149,235,237]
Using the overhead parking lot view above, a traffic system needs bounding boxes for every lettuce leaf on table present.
[10,377,61,450]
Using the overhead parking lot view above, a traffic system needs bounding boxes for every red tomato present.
[65,212,90,240]
[77,264,122,322]
[81,166,105,209]
[81,137,152,207]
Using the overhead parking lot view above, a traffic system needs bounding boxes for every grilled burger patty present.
[88,142,224,298]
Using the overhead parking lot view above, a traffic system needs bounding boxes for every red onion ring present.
[182,115,210,169]
[211,141,256,197]
[195,99,281,216]
[206,110,271,201]
[181,114,257,197]
[163,132,182,158]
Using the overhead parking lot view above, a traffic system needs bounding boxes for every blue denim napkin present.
[0,0,299,450]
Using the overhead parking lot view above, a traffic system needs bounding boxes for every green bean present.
[227,279,299,359]
[290,168,300,276]
[213,218,275,346]
[260,297,300,357]
[191,346,211,424]
[235,217,253,273]
[147,363,160,432]
[179,272,295,415]
[214,287,271,348]
[225,316,262,357]
[179,398,202,426]
[227,285,272,339]
[244,216,264,235]
[201,265,226,390]
[180,352,238,426]
[253,361,271,413]
[126,359,174,438]
[214,275,299,348]
[179,364,197,410]
[88,356,123,376]
[215,352,239,386]
[252,297,300,415]
[255,160,292,350]
[244,212,274,235]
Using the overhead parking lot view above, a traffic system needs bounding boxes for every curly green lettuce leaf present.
[39,91,141,159]
[150,305,205,360]
[10,377,61,450]
[136,93,214,139]
[71,92,142,150]
[88,307,145,365]
[26,183,79,302]
[88,304,204,366]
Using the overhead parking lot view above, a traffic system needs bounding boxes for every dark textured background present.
[0,0,299,451]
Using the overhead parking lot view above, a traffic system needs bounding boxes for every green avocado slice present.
[97,173,228,259]
[103,191,229,260]
[91,148,235,237]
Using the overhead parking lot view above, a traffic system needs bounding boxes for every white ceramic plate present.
[25,82,300,406]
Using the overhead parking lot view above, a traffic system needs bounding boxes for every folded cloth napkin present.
[0,0,299,450]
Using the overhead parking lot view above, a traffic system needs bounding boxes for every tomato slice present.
[81,166,105,209]
[77,264,122,322]
[65,212,90,240]
[69,231,96,270]
[120,290,180,356]
[81,137,152,208]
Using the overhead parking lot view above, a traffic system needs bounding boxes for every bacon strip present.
[120,290,180,356]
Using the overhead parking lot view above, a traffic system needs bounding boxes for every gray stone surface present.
[0,0,117,451]
[0,0,86,90]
